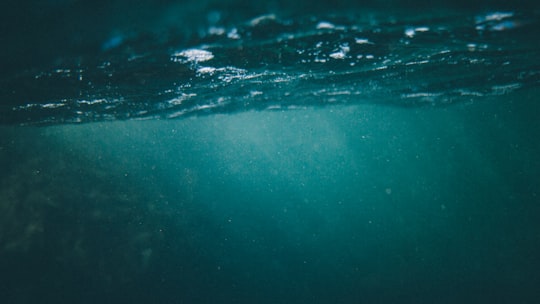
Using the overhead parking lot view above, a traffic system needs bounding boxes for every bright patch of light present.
[197,67,217,74]
[405,27,429,38]
[316,21,335,29]
[355,38,372,44]
[171,49,214,63]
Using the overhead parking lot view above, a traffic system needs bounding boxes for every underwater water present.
[1,1,540,303]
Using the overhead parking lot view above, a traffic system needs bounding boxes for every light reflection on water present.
[2,10,539,125]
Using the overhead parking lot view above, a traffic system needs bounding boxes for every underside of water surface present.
[1,2,539,124]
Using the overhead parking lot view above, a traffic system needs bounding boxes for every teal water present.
[1,1,540,303]
[2,88,540,303]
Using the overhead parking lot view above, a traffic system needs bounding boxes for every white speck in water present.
[405,26,429,38]
[197,66,217,74]
[172,49,214,63]
[405,28,416,38]
[208,26,226,35]
[42,102,66,109]
[316,21,335,29]
[355,38,372,44]
[77,99,105,105]
[227,28,240,39]
[329,51,345,59]
[249,14,276,26]
[467,43,477,51]
[491,83,522,95]
[476,11,514,23]
[250,91,263,97]
[329,43,350,59]
[168,93,197,105]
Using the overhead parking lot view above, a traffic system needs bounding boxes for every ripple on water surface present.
[1,10,539,125]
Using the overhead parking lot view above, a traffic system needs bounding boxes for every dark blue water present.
[1,1,540,303]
